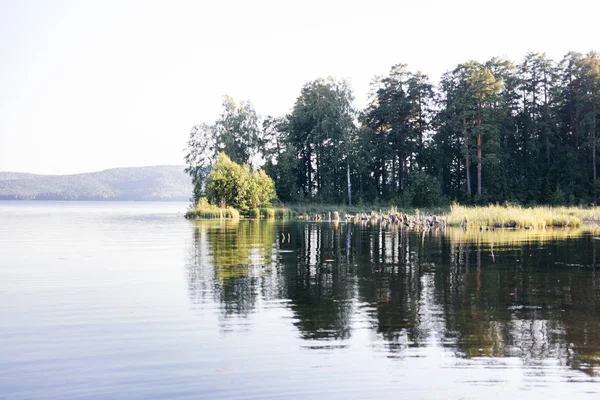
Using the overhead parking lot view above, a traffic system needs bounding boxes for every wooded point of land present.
[185,51,600,208]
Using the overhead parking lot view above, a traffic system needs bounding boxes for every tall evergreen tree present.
[185,50,600,207]
[287,78,356,203]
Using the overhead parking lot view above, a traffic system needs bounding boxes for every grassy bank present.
[185,200,294,220]
[447,204,600,228]
[185,200,600,228]
[185,203,240,219]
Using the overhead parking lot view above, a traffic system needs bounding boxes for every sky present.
[1,0,599,175]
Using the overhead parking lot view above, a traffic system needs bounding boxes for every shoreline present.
[185,204,600,230]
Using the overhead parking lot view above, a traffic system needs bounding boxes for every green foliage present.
[247,208,261,219]
[184,123,217,205]
[206,153,244,209]
[568,193,577,206]
[185,51,600,208]
[392,189,413,208]
[363,64,434,197]
[273,207,294,219]
[287,77,356,202]
[184,96,262,206]
[216,96,261,166]
[407,171,445,207]
[549,185,566,206]
[260,208,276,219]
[206,153,277,213]
[249,169,277,210]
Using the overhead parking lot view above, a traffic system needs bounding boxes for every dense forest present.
[185,51,600,207]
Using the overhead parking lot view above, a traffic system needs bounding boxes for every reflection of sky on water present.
[0,203,598,399]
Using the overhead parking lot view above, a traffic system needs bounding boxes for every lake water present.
[1,202,600,399]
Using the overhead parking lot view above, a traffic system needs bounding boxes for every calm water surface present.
[1,202,600,399]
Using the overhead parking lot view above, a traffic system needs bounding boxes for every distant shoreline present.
[0,197,189,202]
[0,165,191,202]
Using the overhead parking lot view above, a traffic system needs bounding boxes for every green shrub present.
[247,208,261,219]
[274,208,294,219]
[549,185,566,206]
[221,208,240,219]
[206,153,277,212]
[407,171,444,207]
[260,208,276,219]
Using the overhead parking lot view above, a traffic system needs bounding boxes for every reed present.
[446,204,600,228]
[247,208,261,219]
[185,198,240,219]
[185,206,240,219]
[260,208,276,219]
[273,207,294,219]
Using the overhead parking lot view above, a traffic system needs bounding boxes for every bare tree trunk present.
[464,116,471,197]
[477,133,482,195]
[401,157,407,191]
[316,150,321,197]
[400,131,407,190]
[418,88,424,163]
[477,116,482,196]
[360,173,363,200]
[544,72,550,164]
[305,147,311,196]
[381,159,386,197]
[347,158,352,206]
[391,157,396,192]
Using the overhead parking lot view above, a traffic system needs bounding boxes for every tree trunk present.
[401,158,407,191]
[464,116,471,197]
[381,159,386,197]
[360,174,363,200]
[544,76,551,164]
[418,89,424,163]
[391,157,396,192]
[316,151,321,197]
[477,117,482,196]
[306,146,312,197]
[477,133,482,195]
[400,131,406,190]
[347,158,352,206]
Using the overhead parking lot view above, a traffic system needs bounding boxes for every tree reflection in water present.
[185,220,600,376]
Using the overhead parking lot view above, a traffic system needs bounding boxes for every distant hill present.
[0,166,192,201]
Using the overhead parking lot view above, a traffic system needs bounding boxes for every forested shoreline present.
[185,51,600,208]
[0,166,191,201]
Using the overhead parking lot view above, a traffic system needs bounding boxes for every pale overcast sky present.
[1,0,598,174]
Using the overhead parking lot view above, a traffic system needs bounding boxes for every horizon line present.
[0,164,187,177]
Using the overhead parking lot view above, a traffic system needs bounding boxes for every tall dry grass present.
[185,198,240,219]
[446,204,600,228]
